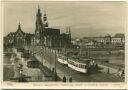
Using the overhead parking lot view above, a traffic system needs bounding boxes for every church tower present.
[68,27,72,47]
[15,22,25,47]
[68,27,71,40]
[43,10,48,28]
[35,5,44,45]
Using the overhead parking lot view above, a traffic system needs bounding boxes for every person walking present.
[69,76,72,82]
[63,76,66,82]
[52,68,54,73]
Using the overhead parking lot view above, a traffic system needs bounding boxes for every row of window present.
[112,40,122,42]
[68,60,87,69]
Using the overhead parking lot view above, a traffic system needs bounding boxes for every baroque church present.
[4,6,72,48]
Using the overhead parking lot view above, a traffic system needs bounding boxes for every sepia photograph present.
[3,1,126,83]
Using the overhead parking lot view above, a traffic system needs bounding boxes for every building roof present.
[44,28,60,36]
[15,24,25,36]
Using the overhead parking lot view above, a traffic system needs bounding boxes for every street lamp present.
[54,51,57,81]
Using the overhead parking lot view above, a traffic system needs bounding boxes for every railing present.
[96,61,124,70]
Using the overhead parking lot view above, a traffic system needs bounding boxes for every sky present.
[3,1,126,38]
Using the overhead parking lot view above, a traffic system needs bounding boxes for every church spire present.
[35,5,44,45]
[16,22,24,34]
[38,5,40,10]
[38,5,40,12]
[36,5,42,17]
[36,5,43,27]
[68,27,71,40]
[68,27,71,35]
[18,22,21,30]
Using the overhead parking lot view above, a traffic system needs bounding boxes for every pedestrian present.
[117,68,121,76]
[121,70,124,78]
[62,76,66,82]
[95,63,98,69]
[69,76,72,82]
[52,68,54,73]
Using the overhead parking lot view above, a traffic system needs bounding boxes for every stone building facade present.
[79,34,125,49]
[4,23,34,48]
[31,6,71,48]
[4,6,72,49]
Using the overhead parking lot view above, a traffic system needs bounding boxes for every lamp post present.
[54,51,57,81]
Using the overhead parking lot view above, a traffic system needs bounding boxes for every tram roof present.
[69,57,91,64]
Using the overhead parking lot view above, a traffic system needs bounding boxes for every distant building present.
[4,23,34,47]
[33,6,71,48]
[80,34,125,49]
[4,6,72,48]
[114,33,124,38]
[111,37,122,44]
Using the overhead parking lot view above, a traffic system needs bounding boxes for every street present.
[30,46,123,82]
[3,46,124,82]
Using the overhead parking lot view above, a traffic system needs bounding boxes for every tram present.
[57,54,68,65]
[57,54,93,73]
[68,57,91,73]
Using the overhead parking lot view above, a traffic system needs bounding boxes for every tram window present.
[77,64,79,67]
[76,63,78,67]
[80,64,82,68]
[78,64,80,68]
[83,65,85,68]
[81,65,83,68]
[85,65,86,69]
[83,65,85,69]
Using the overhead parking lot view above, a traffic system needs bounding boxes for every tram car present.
[57,54,68,65]
[68,57,92,73]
